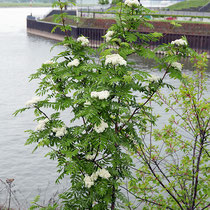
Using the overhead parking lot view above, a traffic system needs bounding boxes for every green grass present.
[42,15,210,27]
[168,0,210,11]
[151,19,210,24]
[77,10,210,19]
[0,2,52,7]
[150,14,210,19]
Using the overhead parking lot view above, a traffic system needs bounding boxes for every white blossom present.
[94,120,108,133]
[84,101,91,106]
[77,36,89,46]
[106,36,111,42]
[105,54,127,66]
[36,119,49,131]
[104,30,114,42]
[90,91,98,98]
[67,59,80,67]
[171,38,187,46]
[85,153,96,160]
[84,172,98,188]
[52,126,67,137]
[98,91,110,100]
[148,74,160,82]
[25,96,41,107]
[106,31,114,37]
[44,60,54,65]
[90,172,98,181]
[97,168,111,179]
[84,168,111,188]
[84,175,94,188]
[125,0,140,7]
[90,90,110,100]
[171,62,182,71]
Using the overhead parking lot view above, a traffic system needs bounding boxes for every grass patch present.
[0,2,52,7]
[168,0,210,11]
[150,13,210,19]
[42,15,210,28]
[151,19,210,24]
[79,10,210,19]
[42,16,102,28]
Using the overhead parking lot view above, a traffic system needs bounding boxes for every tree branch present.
[120,185,173,209]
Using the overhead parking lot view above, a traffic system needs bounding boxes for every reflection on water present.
[0,7,209,209]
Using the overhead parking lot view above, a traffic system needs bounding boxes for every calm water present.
[0,7,209,209]
[0,7,68,208]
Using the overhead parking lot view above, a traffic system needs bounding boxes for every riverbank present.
[41,15,210,35]
[27,16,210,57]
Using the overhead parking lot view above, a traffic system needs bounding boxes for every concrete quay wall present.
[27,16,210,55]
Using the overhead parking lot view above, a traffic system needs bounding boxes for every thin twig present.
[120,185,173,209]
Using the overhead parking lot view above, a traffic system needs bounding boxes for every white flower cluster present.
[77,36,89,46]
[171,38,187,46]
[85,153,96,160]
[171,62,182,71]
[36,119,49,131]
[148,74,160,82]
[97,168,111,179]
[52,126,67,137]
[105,54,127,66]
[84,168,111,188]
[84,175,94,188]
[44,60,54,65]
[125,0,140,7]
[67,59,80,67]
[94,120,108,133]
[84,101,91,106]
[91,90,110,100]
[104,30,114,42]
[25,96,40,107]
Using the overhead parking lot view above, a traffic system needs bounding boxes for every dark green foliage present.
[98,0,109,5]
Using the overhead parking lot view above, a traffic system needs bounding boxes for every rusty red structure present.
[27,16,210,56]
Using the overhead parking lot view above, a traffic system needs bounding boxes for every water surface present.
[0,7,68,208]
